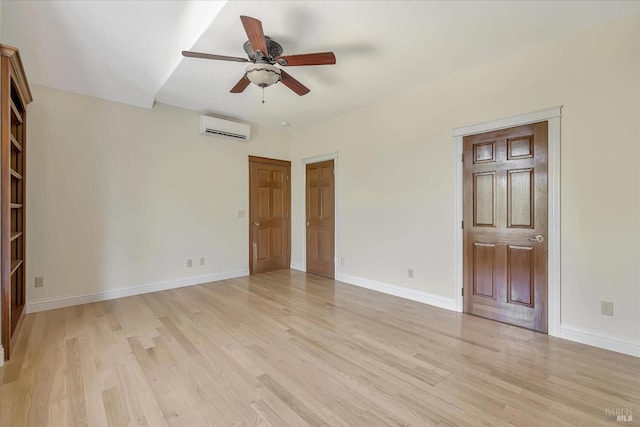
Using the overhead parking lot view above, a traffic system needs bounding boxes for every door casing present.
[453,106,562,337]
[300,152,339,275]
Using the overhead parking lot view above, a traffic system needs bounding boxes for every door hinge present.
[461,221,464,229]
[461,153,464,162]
[461,288,464,296]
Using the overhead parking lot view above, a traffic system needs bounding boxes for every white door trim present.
[300,152,339,276]
[453,106,562,337]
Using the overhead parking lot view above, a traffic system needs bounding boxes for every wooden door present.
[463,122,548,333]
[306,160,335,278]
[249,156,291,274]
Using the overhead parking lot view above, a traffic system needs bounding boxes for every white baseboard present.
[290,262,305,272]
[335,273,456,312]
[559,323,640,357]
[26,269,249,314]
[0,345,4,366]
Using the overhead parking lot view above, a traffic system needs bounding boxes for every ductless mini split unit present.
[199,116,250,141]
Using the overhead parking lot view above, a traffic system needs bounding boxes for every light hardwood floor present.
[1,270,638,426]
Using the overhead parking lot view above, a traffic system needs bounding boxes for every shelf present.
[10,203,23,209]
[10,259,23,276]
[10,135,22,152]
[10,99,23,124]
[10,232,22,242]
[10,168,23,180]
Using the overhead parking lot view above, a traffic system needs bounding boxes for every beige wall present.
[26,85,290,303]
[290,13,640,343]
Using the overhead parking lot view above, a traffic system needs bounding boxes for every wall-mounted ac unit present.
[199,116,250,141]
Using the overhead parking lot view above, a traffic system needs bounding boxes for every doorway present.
[463,122,548,332]
[305,159,335,278]
[248,156,291,274]
[454,107,562,336]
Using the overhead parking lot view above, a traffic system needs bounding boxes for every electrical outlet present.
[601,301,613,317]
[408,268,414,278]
[187,259,193,268]
[340,257,345,266]
[200,258,205,266]
[35,277,44,288]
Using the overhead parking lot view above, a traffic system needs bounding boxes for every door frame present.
[300,152,339,275]
[248,155,291,275]
[453,106,562,337]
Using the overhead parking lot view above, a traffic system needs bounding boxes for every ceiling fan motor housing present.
[243,36,283,63]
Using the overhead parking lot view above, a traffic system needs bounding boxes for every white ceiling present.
[3,1,640,128]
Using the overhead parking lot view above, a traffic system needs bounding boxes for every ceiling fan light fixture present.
[245,63,281,88]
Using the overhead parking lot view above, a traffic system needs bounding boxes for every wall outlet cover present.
[601,301,613,316]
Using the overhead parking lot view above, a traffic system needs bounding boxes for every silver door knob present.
[527,235,544,242]
[253,222,260,226]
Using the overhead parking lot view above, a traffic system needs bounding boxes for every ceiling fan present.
[182,15,336,96]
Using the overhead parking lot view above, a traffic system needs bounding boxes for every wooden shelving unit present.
[1,44,32,361]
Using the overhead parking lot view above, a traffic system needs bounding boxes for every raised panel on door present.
[507,135,533,160]
[474,172,496,227]
[257,228,270,262]
[507,245,534,306]
[249,157,291,274]
[507,169,534,228]
[473,141,496,164]
[472,242,496,299]
[463,122,548,333]
[306,159,335,278]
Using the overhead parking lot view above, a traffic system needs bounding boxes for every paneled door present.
[463,122,548,333]
[249,156,291,274]
[306,160,335,278]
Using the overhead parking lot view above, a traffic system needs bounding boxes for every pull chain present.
[262,87,265,104]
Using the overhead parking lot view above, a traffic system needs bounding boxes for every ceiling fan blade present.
[279,70,310,96]
[182,51,248,63]
[230,75,251,93]
[240,16,268,56]
[276,52,336,66]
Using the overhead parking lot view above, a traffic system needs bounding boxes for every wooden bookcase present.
[1,44,32,361]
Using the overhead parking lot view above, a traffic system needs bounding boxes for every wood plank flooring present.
[1,270,638,426]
